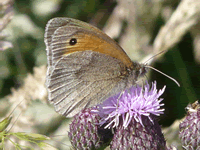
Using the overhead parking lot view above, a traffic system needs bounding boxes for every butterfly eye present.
[69,38,77,45]
[138,66,148,77]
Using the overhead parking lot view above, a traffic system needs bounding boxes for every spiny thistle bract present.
[110,115,166,150]
[179,101,200,150]
[68,108,113,150]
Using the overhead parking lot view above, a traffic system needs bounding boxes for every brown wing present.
[44,17,133,76]
[48,51,128,117]
[44,17,133,117]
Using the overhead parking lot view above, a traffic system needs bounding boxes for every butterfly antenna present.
[146,65,180,87]
[144,50,167,64]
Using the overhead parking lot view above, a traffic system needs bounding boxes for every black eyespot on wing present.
[69,38,77,45]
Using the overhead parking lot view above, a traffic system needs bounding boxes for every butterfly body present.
[45,17,147,117]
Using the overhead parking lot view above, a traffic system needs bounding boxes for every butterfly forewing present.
[45,17,136,117]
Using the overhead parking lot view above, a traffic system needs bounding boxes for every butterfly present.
[45,17,178,118]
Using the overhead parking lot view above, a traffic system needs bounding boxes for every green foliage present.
[0,115,58,150]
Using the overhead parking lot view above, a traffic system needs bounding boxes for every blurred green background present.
[0,0,199,138]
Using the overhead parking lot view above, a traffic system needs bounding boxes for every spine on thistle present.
[179,101,200,150]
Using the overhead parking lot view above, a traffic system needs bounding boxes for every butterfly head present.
[132,62,148,79]
[126,62,148,87]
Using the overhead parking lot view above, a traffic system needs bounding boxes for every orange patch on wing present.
[63,32,133,68]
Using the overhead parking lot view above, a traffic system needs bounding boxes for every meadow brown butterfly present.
[44,17,149,117]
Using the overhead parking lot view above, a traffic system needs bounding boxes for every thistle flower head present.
[68,108,113,149]
[179,100,200,149]
[98,81,166,128]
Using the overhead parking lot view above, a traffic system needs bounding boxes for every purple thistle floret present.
[97,81,166,128]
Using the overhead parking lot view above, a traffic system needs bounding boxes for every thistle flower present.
[97,81,167,149]
[68,108,113,149]
[68,81,166,149]
[98,81,166,129]
[179,101,200,150]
